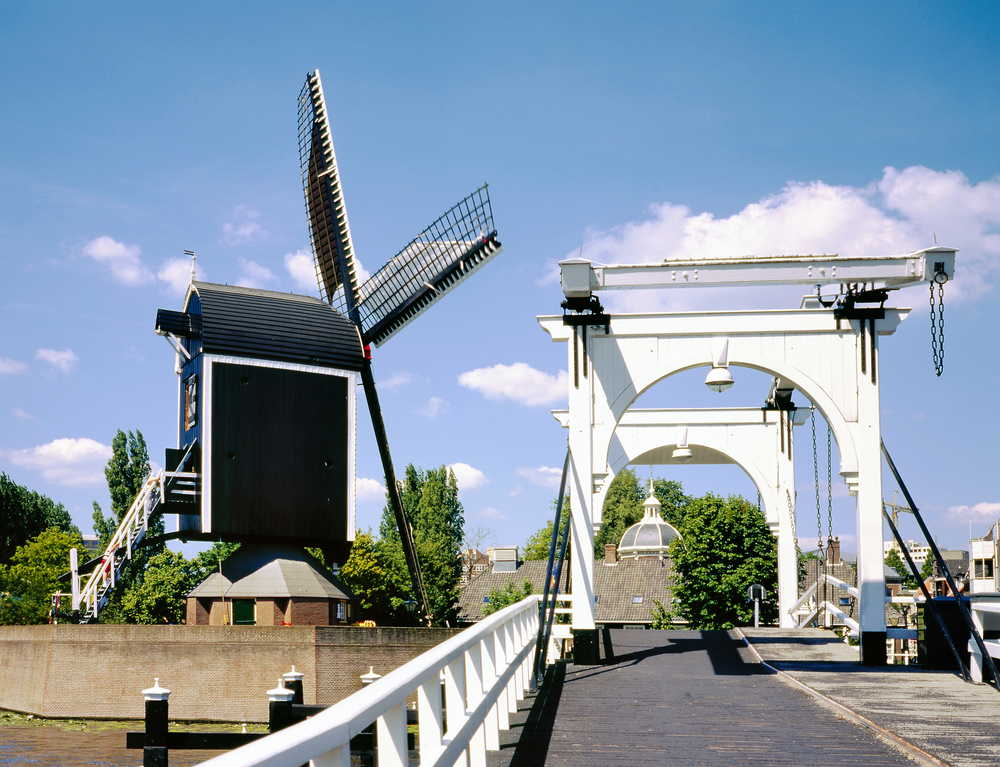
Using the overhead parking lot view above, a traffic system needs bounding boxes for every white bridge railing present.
[199,595,541,767]
[790,573,920,640]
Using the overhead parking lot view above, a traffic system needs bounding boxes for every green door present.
[232,599,256,625]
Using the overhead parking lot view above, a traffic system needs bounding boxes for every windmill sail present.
[298,70,362,318]
[299,70,502,345]
[356,186,501,347]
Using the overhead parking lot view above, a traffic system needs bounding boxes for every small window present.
[632,595,643,604]
[839,597,851,607]
[184,375,198,430]
[975,559,995,579]
[336,601,346,621]
[594,595,600,604]
[483,597,490,604]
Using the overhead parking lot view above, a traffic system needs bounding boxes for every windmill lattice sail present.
[298,70,502,345]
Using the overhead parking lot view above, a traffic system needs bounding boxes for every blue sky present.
[1,2,998,559]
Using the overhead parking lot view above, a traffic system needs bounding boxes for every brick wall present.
[0,624,459,722]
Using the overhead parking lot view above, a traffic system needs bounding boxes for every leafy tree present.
[190,542,241,582]
[379,465,465,626]
[119,550,194,624]
[652,479,689,529]
[482,578,533,616]
[0,527,84,625]
[920,555,934,582]
[523,496,569,561]
[668,493,778,629]
[91,429,159,622]
[0,473,78,565]
[340,530,396,622]
[885,549,916,589]
[461,524,497,580]
[594,469,646,556]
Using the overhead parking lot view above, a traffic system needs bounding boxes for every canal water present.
[0,723,225,766]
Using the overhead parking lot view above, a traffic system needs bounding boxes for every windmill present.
[298,70,503,622]
[68,72,501,625]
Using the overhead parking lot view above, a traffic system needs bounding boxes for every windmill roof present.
[165,281,364,371]
[186,545,355,600]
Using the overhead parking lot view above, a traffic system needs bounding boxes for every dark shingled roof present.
[171,281,364,371]
[457,558,675,625]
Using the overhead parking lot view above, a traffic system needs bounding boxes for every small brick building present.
[186,544,357,626]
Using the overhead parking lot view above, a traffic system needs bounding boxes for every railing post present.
[418,674,444,764]
[444,656,469,767]
[503,618,519,711]
[480,634,500,751]
[142,678,170,767]
[310,745,351,767]
[465,643,487,767]
[70,548,80,613]
[494,626,512,727]
[376,702,407,767]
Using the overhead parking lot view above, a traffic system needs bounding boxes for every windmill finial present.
[184,250,197,284]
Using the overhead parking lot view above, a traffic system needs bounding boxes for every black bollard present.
[267,679,296,733]
[142,679,171,767]
[282,666,304,705]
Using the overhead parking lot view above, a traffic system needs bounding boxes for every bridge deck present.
[492,629,999,767]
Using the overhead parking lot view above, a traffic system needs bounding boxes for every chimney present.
[827,537,840,566]
[604,543,618,566]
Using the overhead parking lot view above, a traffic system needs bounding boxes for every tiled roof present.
[187,544,355,600]
[457,558,675,625]
[457,561,568,622]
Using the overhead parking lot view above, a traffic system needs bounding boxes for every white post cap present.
[282,665,304,683]
[142,678,171,701]
[267,679,295,702]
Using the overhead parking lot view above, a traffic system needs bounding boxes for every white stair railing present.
[75,471,164,620]
[198,595,541,767]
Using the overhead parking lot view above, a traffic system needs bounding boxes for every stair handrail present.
[76,471,163,618]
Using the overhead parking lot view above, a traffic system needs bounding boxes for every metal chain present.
[786,489,799,554]
[930,281,945,376]
[827,423,833,546]
[811,408,822,552]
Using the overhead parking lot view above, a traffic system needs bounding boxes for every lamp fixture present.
[705,338,734,393]
[672,427,693,463]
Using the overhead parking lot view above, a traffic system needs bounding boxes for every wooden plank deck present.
[742,627,1000,767]
[492,630,926,766]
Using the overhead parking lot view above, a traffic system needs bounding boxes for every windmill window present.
[184,375,198,430]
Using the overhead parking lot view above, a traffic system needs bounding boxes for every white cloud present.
[356,477,386,504]
[573,166,1000,312]
[536,259,562,287]
[284,249,319,293]
[35,348,79,373]
[418,397,449,418]
[221,205,267,245]
[946,502,1000,525]
[82,236,154,286]
[380,370,415,390]
[4,437,112,486]
[0,357,27,377]
[459,363,567,407]
[157,258,197,296]
[12,408,35,420]
[478,506,510,521]
[236,257,277,288]
[516,466,563,489]
[449,462,488,492]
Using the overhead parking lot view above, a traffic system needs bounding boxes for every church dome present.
[618,482,682,559]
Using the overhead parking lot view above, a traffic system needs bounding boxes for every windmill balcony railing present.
[198,595,541,767]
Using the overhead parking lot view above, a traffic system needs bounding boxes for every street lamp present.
[705,338,734,393]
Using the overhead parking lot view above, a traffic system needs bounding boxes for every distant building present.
[81,535,101,558]
[185,544,357,626]
[458,485,678,628]
[970,522,1000,593]
[884,539,931,566]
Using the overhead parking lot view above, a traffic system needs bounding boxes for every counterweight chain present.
[930,281,945,377]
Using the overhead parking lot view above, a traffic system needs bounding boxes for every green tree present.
[1,473,78,565]
[340,530,397,622]
[652,479,689,529]
[91,429,160,622]
[668,493,778,629]
[885,548,917,589]
[594,469,646,556]
[379,465,465,626]
[118,550,194,624]
[523,496,569,561]
[920,555,934,582]
[190,542,241,583]
[0,527,84,625]
[482,578,533,616]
